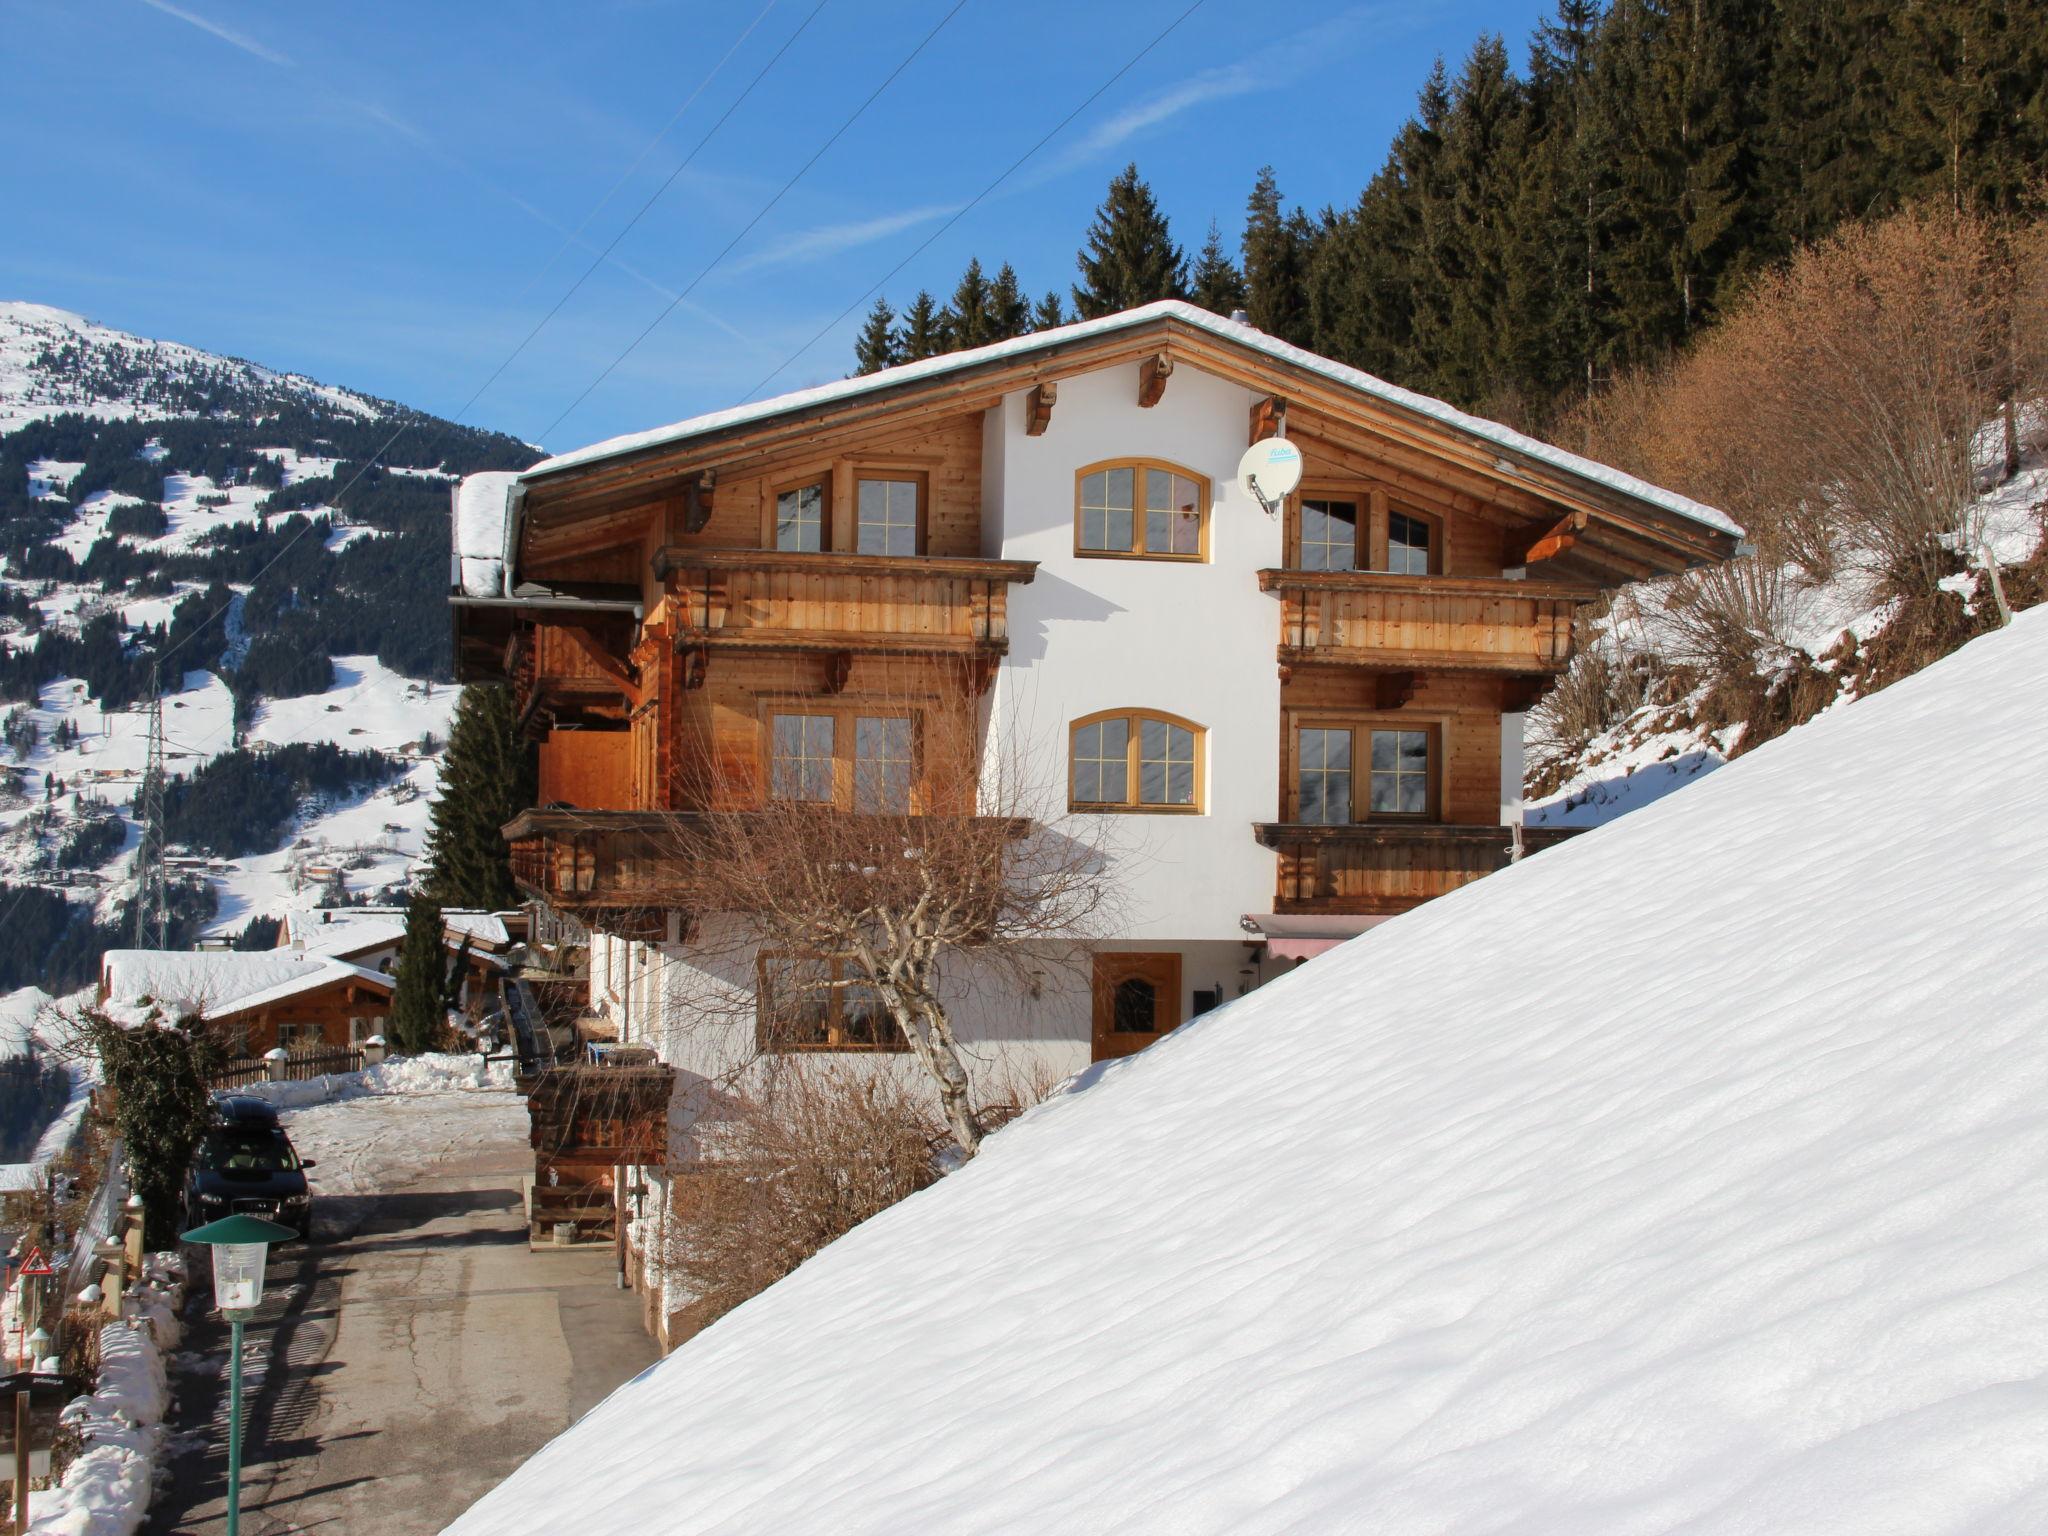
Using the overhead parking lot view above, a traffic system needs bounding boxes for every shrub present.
[664,1066,942,1338]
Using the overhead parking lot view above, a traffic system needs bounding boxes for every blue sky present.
[2,0,1555,453]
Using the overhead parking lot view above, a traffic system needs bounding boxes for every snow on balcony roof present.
[447,605,2048,1536]
[452,470,520,597]
[524,300,1740,539]
[99,950,390,1026]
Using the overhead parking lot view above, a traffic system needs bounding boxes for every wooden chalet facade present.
[452,301,1736,1342]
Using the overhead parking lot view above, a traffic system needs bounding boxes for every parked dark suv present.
[183,1096,316,1239]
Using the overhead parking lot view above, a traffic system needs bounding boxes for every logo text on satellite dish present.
[1237,437,1303,518]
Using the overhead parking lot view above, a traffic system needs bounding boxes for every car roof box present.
[213,1094,281,1128]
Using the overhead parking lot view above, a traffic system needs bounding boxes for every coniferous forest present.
[852,0,2048,431]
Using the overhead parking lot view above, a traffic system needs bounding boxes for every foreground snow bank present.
[227,1051,511,1111]
[30,1254,184,1536]
[452,608,2048,1536]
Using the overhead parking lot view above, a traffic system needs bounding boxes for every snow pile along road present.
[450,607,2048,1535]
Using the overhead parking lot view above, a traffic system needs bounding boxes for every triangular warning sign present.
[18,1247,53,1277]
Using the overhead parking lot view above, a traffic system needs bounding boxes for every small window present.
[1075,461,1208,560]
[770,713,835,803]
[854,716,912,813]
[1298,498,1360,572]
[758,955,908,1052]
[856,476,921,556]
[774,481,826,552]
[1293,722,1436,823]
[765,707,916,812]
[1297,727,1352,825]
[1069,711,1202,812]
[1369,728,1430,815]
[1386,511,1432,575]
[1113,978,1159,1034]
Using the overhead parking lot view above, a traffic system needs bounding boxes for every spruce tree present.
[1242,167,1314,343]
[852,296,900,374]
[989,263,1031,340]
[1072,163,1187,318]
[1032,290,1066,330]
[946,259,997,350]
[1189,220,1248,315]
[423,684,534,911]
[389,895,446,1055]
[898,291,949,361]
[1434,35,1527,407]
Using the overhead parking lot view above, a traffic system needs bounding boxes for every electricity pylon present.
[131,664,169,949]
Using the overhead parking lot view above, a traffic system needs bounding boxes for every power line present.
[152,0,839,678]
[742,0,1211,403]
[537,0,976,442]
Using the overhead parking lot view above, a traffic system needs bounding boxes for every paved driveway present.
[145,1093,657,1535]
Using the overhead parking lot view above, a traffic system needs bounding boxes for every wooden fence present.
[209,1044,365,1090]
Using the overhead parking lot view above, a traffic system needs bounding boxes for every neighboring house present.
[98,950,394,1052]
[274,907,517,1006]
[451,301,1738,1338]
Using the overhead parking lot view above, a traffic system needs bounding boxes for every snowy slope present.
[0,301,379,433]
[453,608,2048,1536]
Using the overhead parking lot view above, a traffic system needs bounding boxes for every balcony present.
[505,810,702,925]
[1257,570,1594,673]
[653,549,1037,672]
[1254,821,1589,915]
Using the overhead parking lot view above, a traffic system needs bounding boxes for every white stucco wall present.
[984,360,1282,942]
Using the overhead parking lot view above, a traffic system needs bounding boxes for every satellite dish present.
[1238,437,1303,516]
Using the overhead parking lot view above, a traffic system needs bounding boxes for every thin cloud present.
[135,0,291,66]
[729,203,963,275]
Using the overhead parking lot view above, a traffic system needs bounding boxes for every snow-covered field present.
[456,606,2048,1535]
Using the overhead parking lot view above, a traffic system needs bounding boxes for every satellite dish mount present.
[1237,426,1303,520]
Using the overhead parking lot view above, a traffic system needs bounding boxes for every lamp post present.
[181,1214,296,1536]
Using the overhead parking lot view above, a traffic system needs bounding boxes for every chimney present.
[1229,309,1249,325]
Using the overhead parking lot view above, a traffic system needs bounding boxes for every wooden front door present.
[1091,952,1183,1061]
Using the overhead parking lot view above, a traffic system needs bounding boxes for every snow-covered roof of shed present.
[452,471,519,597]
[98,950,391,1026]
[280,911,406,959]
[524,300,1740,538]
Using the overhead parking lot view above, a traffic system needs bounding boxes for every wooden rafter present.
[1375,671,1421,710]
[1249,395,1288,443]
[1025,381,1057,437]
[1523,512,1587,565]
[559,625,643,705]
[1138,353,1174,408]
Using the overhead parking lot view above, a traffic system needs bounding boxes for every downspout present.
[500,481,529,598]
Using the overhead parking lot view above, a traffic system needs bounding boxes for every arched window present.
[1074,460,1209,561]
[1069,709,1204,812]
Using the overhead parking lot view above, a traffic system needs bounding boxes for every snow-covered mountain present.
[450,605,2048,1535]
[0,301,536,992]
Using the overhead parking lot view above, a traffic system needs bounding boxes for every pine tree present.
[989,263,1032,340]
[1032,290,1066,330]
[852,296,900,374]
[389,894,446,1055]
[1189,220,1248,315]
[1433,35,1527,407]
[1242,167,1314,343]
[898,291,948,361]
[946,259,997,350]
[422,684,534,911]
[1072,163,1187,318]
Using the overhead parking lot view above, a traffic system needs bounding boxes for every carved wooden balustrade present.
[1257,570,1593,674]
[1254,821,1588,915]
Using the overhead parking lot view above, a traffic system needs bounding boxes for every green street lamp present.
[182,1214,296,1536]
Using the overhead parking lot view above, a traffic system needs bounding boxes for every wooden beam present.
[1250,395,1288,443]
[822,651,854,694]
[1026,382,1057,437]
[1501,675,1552,713]
[1523,512,1587,565]
[1138,353,1174,408]
[1375,671,1421,710]
[683,471,715,534]
[558,625,643,705]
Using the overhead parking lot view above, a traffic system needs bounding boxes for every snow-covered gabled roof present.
[279,911,406,960]
[449,605,2048,1536]
[98,950,391,1026]
[452,471,520,597]
[524,300,1740,539]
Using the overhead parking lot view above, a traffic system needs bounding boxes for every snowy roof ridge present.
[450,606,2048,1535]
[98,949,390,1025]
[524,300,1740,538]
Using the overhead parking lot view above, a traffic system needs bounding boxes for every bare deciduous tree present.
[654,690,1115,1157]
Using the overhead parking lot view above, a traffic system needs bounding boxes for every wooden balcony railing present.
[1254,821,1588,915]
[654,549,1037,659]
[505,810,701,920]
[1257,570,1594,672]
